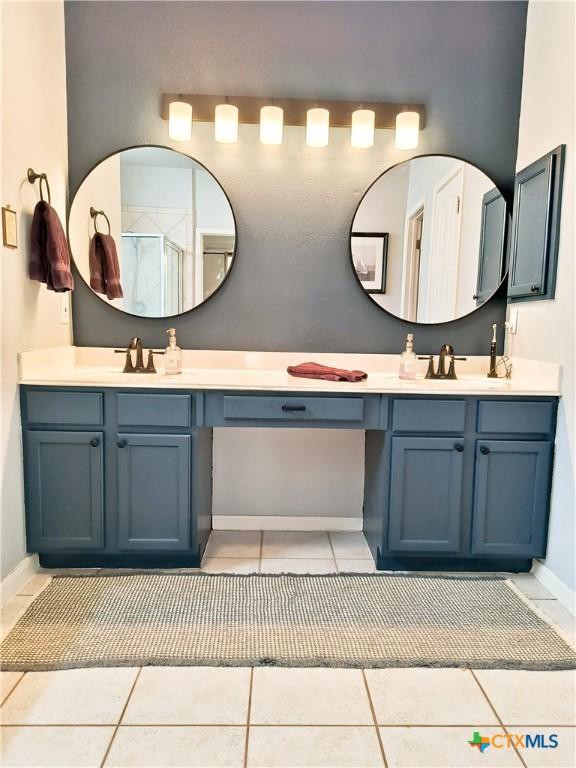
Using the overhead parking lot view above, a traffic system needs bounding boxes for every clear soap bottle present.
[399,333,417,380]
[164,328,182,375]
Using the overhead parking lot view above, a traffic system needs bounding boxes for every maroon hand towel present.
[89,233,123,300]
[287,362,368,382]
[29,201,74,292]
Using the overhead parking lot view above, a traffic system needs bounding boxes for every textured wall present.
[65,1,527,354]
[510,0,575,594]
[1,1,70,579]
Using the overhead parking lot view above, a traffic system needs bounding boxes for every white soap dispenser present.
[399,333,417,380]
[164,328,182,375]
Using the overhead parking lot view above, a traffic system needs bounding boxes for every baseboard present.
[213,515,363,532]
[532,561,576,614]
[1,554,39,607]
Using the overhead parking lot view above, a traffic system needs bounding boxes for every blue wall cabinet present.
[508,146,565,301]
[25,430,104,550]
[472,440,552,557]
[117,434,191,551]
[388,437,464,553]
[475,188,507,305]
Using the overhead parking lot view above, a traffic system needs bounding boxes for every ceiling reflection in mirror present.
[68,146,236,318]
[351,156,507,324]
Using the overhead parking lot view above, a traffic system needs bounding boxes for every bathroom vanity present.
[19,348,560,573]
[51,145,563,573]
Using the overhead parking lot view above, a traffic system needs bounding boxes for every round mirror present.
[350,155,508,324]
[68,146,236,318]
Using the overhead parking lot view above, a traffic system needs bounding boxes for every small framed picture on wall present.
[351,232,388,293]
[2,205,18,249]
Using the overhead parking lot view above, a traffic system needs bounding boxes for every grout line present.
[243,668,255,768]
[0,672,26,707]
[362,669,388,768]
[327,532,339,572]
[469,669,528,768]
[99,667,142,768]
[1,722,572,729]
[258,531,263,573]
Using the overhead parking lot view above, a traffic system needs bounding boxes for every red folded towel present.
[29,201,74,292]
[287,362,368,382]
[89,233,123,300]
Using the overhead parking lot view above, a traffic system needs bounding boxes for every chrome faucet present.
[115,337,162,374]
[419,344,467,380]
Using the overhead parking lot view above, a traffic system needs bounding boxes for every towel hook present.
[27,168,51,205]
[90,206,111,236]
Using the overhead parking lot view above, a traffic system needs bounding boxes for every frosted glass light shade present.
[168,101,192,141]
[395,111,420,150]
[260,106,284,145]
[306,108,329,147]
[351,109,375,148]
[215,104,239,143]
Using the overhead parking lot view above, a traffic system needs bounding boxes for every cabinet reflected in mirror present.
[351,155,508,324]
[68,146,236,318]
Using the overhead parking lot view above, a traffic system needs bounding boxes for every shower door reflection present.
[120,233,184,317]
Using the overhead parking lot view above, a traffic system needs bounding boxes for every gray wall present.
[65,1,527,354]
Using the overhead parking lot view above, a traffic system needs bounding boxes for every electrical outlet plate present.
[60,294,70,325]
[507,308,518,334]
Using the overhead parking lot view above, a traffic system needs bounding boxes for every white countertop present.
[17,347,562,397]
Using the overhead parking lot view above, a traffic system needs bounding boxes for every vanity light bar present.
[161,94,424,148]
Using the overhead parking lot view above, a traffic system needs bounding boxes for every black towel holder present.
[90,206,111,236]
[27,168,51,205]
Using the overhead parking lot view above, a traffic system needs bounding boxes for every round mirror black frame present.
[349,153,510,326]
[67,144,238,320]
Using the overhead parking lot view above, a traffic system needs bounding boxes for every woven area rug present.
[1,573,575,672]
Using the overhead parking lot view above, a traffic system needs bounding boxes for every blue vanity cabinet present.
[388,437,464,553]
[25,430,104,551]
[116,434,191,551]
[20,386,557,573]
[472,440,553,558]
[370,396,558,572]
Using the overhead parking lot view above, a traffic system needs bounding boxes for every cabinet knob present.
[472,294,479,300]
[89,438,100,447]
[480,445,490,455]
[454,443,464,452]
[530,284,540,292]
[117,439,127,448]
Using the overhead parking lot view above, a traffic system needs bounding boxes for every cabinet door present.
[25,431,104,550]
[475,187,507,305]
[508,146,564,300]
[472,440,552,557]
[117,434,191,551]
[388,437,464,553]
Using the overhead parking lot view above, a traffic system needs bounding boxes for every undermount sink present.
[388,375,510,389]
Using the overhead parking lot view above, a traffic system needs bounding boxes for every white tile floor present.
[1,531,575,767]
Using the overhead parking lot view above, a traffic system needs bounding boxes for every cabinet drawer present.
[25,391,103,426]
[222,395,365,423]
[116,394,192,427]
[477,401,555,435]
[392,399,466,433]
